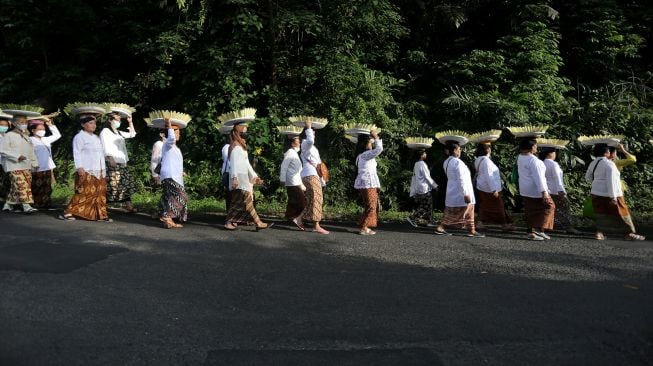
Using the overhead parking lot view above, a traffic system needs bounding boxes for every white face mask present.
[112,120,121,129]
[16,124,28,131]
[293,146,300,152]
[35,130,46,137]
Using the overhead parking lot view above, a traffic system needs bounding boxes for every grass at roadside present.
[50,184,652,226]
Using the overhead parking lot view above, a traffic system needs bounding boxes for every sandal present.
[313,227,330,235]
[101,218,113,223]
[467,232,485,238]
[224,222,238,231]
[58,214,76,221]
[359,229,377,236]
[255,222,274,231]
[595,233,606,241]
[291,218,305,231]
[160,217,179,229]
[625,233,646,241]
[527,233,544,241]
[434,229,451,236]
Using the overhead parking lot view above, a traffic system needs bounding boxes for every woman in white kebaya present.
[224,122,272,231]
[28,116,61,209]
[407,149,437,227]
[299,120,329,234]
[100,112,137,212]
[539,146,580,234]
[474,143,513,231]
[354,130,383,235]
[435,142,483,237]
[517,139,554,241]
[158,118,188,229]
[279,133,306,230]
[60,115,111,222]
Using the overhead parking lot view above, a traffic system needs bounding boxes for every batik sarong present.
[65,172,108,221]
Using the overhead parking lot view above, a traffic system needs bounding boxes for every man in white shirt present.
[517,139,554,241]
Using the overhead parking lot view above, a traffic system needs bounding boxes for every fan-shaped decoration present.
[506,125,548,138]
[342,123,380,136]
[148,110,192,129]
[289,115,328,129]
[435,130,469,146]
[578,134,624,147]
[537,138,569,150]
[277,125,304,136]
[405,137,434,150]
[469,129,502,144]
[64,102,106,117]
[105,103,136,118]
[345,134,358,144]
[217,108,257,126]
[1,104,45,117]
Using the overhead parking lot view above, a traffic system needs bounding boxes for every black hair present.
[355,134,372,157]
[538,147,555,160]
[608,146,616,153]
[519,138,537,151]
[445,141,459,154]
[475,143,491,157]
[593,143,610,156]
[414,149,427,163]
[79,116,96,125]
[105,113,121,134]
[283,135,299,151]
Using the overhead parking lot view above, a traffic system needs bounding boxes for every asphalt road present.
[0,208,652,366]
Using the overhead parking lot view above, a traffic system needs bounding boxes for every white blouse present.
[444,156,475,207]
[0,130,38,172]
[160,129,184,186]
[354,140,383,189]
[221,144,230,174]
[586,157,622,198]
[474,156,502,193]
[229,145,258,193]
[150,140,163,178]
[517,154,548,198]
[30,125,61,172]
[300,128,322,179]
[543,158,565,194]
[100,126,136,164]
[72,130,106,178]
[280,148,303,187]
[410,160,437,197]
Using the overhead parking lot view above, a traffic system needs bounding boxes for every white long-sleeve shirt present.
[354,140,383,189]
[300,128,322,179]
[150,140,163,178]
[0,130,38,172]
[543,158,566,194]
[160,129,184,186]
[517,154,548,198]
[100,126,136,164]
[474,156,502,193]
[410,160,437,197]
[280,148,303,186]
[30,125,61,172]
[229,145,258,193]
[221,144,230,174]
[586,157,622,198]
[72,130,106,178]
[444,156,475,207]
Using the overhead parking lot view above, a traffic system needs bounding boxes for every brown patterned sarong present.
[106,162,137,203]
[301,175,323,222]
[31,170,53,208]
[285,185,306,219]
[227,189,260,224]
[358,188,379,229]
[441,205,475,230]
[477,191,512,225]
[551,194,573,229]
[522,196,555,230]
[592,195,635,234]
[409,191,433,223]
[159,178,188,221]
[6,170,33,204]
[65,172,108,221]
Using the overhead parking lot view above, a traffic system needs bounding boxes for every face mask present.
[17,124,28,131]
[112,120,121,129]
[35,130,46,137]
[293,146,300,152]
[0,126,8,133]
[240,132,248,138]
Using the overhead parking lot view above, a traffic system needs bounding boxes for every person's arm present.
[533,160,549,198]
[301,128,315,155]
[615,144,636,169]
[279,155,290,183]
[44,124,62,144]
[118,116,137,139]
[450,159,467,201]
[555,163,566,194]
[151,142,162,177]
[419,162,437,189]
[358,139,384,161]
[585,160,596,183]
[72,134,84,173]
[0,134,21,163]
[606,162,619,200]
